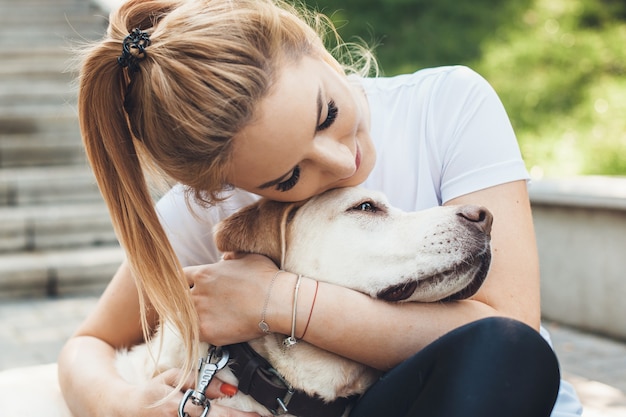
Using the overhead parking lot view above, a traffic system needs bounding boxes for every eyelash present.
[317,100,338,131]
[276,165,301,192]
[274,101,337,193]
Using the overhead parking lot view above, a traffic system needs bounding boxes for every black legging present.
[349,317,560,417]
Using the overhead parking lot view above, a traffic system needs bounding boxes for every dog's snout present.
[456,205,493,235]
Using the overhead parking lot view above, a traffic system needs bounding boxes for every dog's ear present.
[213,199,303,267]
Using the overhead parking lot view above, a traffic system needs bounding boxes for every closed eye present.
[317,100,338,131]
[276,165,300,192]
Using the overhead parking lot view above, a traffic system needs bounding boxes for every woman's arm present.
[445,180,541,328]
[58,262,258,417]
[188,180,540,371]
[57,263,165,417]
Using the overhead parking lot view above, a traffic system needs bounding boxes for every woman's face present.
[227,54,376,202]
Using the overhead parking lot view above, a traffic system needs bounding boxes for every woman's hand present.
[122,369,192,417]
[185,254,282,345]
[128,370,259,417]
[59,333,259,417]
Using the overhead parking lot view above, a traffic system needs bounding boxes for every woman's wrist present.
[260,271,318,342]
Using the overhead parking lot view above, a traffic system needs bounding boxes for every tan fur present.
[213,199,305,267]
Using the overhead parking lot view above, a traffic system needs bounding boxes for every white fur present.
[117,187,492,416]
[0,187,491,417]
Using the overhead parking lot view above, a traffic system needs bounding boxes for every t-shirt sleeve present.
[155,184,259,267]
[429,66,529,203]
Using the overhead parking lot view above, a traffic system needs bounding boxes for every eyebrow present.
[256,87,323,190]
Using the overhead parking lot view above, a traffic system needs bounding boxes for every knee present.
[464,317,557,360]
[468,317,554,355]
[464,317,561,391]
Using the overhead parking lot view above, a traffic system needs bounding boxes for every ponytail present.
[77,4,200,385]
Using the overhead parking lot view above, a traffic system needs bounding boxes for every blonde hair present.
[78,0,376,387]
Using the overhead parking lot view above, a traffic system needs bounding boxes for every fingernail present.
[220,383,238,396]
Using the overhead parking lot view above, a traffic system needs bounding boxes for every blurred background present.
[304,0,626,179]
[0,0,624,416]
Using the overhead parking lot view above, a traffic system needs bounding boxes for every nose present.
[311,136,356,179]
[456,205,493,235]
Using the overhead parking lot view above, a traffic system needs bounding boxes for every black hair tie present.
[117,28,151,73]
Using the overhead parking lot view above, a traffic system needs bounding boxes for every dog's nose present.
[456,205,493,235]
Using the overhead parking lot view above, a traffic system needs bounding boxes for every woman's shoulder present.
[155,184,260,266]
[359,65,489,95]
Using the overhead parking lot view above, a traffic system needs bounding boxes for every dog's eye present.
[351,201,378,213]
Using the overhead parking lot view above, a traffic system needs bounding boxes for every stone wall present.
[530,177,626,341]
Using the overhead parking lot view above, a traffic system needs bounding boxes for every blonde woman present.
[58,0,582,416]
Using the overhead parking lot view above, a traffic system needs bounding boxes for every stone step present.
[0,79,76,107]
[0,166,102,207]
[0,49,75,79]
[0,104,78,119]
[0,14,103,27]
[0,0,123,299]
[0,245,123,299]
[0,69,74,84]
[0,20,103,36]
[0,0,107,47]
[0,201,116,253]
[0,132,85,168]
[0,101,77,119]
[0,76,74,91]
[0,28,105,48]
[0,113,79,135]
[0,1,96,15]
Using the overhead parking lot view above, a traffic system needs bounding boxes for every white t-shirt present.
[360,66,529,210]
[156,65,582,416]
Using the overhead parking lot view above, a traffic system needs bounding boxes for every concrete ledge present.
[530,176,626,341]
[530,176,626,210]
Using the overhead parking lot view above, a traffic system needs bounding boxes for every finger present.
[160,369,238,398]
[157,368,195,391]
[204,377,239,399]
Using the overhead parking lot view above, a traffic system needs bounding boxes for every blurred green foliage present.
[303,0,626,177]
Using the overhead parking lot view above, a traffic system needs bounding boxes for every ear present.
[213,199,303,267]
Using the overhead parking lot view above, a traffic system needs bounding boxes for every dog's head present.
[214,187,492,303]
